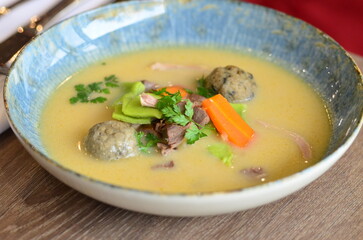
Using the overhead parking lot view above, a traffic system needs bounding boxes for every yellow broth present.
[40,48,331,193]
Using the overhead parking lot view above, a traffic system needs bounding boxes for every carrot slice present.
[158,86,188,98]
[202,94,254,147]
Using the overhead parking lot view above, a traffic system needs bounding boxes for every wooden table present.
[0,56,362,240]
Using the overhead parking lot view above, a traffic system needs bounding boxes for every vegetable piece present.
[230,103,247,119]
[207,143,233,167]
[112,82,162,124]
[122,94,162,118]
[156,86,189,98]
[112,105,152,124]
[69,75,119,104]
[202,94,254,147]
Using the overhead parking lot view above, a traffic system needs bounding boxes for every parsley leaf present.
[90,96,107,103]
[184,100,194,119]
[136,131,160,153]
[156,92,182,109]
[69,75,120,104]
[104,75,120,88]
[197,76,216,98]
[160,106,189,126]
[152,88,168,96]
[185,123,207,144]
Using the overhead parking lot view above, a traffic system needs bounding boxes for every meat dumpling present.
[205,65,257,103]
[84,121,139,160]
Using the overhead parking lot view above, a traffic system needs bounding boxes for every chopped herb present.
[185,88,194,94]
[184,100,194,119]
[207,143,233,167]
[196,76,216,98]
[104,75,120,88]
[90,96,107,103]
[69,97,79,104]
[136,131,160,153]
[152,87,169,96]
[101,62,106,65]
[69,75,120,104]
[156,91,182,109]
[185,123,207,144]
[160,105,189,126]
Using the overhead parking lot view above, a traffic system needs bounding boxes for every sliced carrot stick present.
[202,94,254,147]
[158,86,189,98]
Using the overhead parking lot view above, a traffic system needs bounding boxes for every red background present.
[244,0,363,55]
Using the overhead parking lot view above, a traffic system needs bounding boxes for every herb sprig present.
[196,76,216,98]
[136,131,160,153]
[153,88,208,144]
[69,75,120,104]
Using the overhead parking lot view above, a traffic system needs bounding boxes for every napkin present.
[0,0,113,134]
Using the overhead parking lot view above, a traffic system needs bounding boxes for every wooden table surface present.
[0,55,362,240]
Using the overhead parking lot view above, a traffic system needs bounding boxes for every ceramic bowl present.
[4,0,363,216]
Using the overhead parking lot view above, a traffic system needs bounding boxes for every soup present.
[40,48,331,193]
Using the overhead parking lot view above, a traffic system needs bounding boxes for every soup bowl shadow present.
[4,0,363,216]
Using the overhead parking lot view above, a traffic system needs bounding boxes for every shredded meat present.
[150,62,208,71]
[141,80,159,92]
[157,143,175,156]
[140,93,158,107]
[151,160,175,170]
[241,167,267,180]
[187,93,206,107]
[257,120,312,160]
[138,124,160,138]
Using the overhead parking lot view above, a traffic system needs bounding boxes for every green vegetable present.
[207,143,234,167]
[185,123,207,144]
[196,76,216,98]
[122,94,162,119]
[69,75,119,104]
[136,131,160,153]
[230,103,247,119]
[112,105,152,124]
[112,82,163,124]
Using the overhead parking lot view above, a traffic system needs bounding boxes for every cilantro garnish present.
[197,76,216,98]
[69,75,120,104]
[136,131,160,153]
